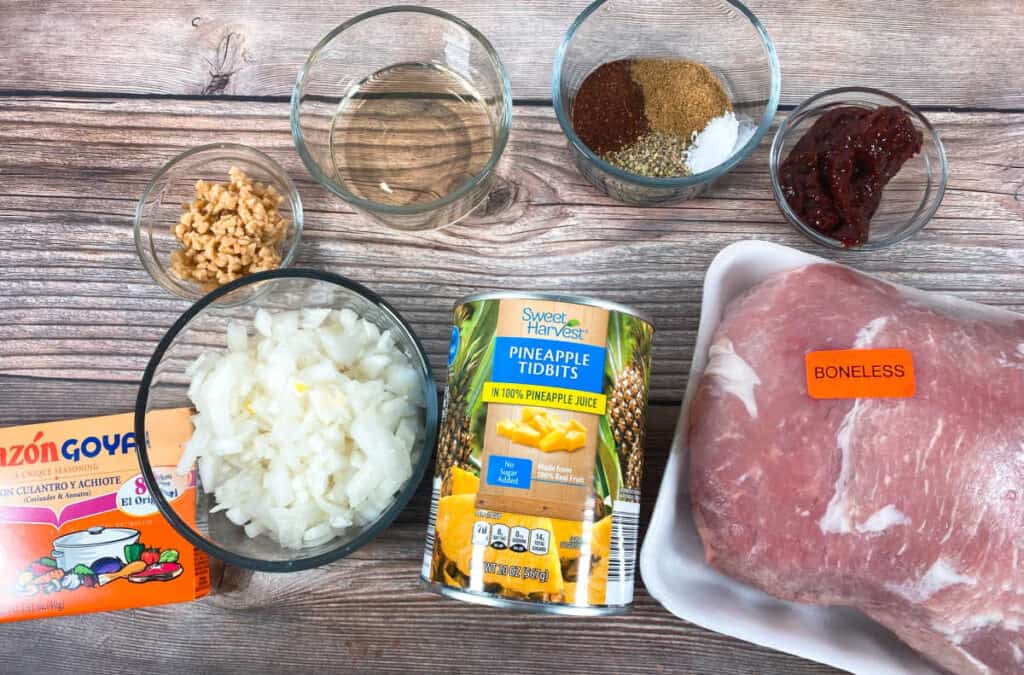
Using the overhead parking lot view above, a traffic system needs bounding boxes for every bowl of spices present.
[291,7,511,230]
[552,0,780,205]
[769,87,947,250]
[135,143,303,302]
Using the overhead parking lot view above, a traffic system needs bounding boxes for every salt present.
[685,111,740,174]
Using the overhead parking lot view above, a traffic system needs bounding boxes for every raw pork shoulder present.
[689,264,1024,675]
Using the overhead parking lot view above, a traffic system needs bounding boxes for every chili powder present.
[570,60,649,156]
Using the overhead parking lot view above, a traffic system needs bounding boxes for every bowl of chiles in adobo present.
[769,87,948,250]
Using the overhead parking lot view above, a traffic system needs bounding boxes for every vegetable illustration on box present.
[14,526,184,596]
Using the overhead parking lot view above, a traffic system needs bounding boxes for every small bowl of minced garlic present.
[134,143,304,302]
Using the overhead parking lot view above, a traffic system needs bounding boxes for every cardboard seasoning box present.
[0,409,209,622]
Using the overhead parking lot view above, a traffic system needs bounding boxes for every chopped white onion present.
[183,308,424,549]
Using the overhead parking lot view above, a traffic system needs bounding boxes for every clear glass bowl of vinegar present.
[291,7,512,230]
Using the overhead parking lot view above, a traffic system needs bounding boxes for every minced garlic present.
[169,167,288,291]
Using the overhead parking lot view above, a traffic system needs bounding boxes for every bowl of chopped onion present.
[134,269,438,572]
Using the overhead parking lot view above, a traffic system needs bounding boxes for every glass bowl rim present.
[289,5,513,216]
[133,142,305,301]
[768,85,949,251]
[550,0,782,188]
[134,267,440,572]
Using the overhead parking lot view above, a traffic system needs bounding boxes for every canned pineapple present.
[421,292,653,614]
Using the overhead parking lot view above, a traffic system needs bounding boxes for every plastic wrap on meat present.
[689,263,1024,675]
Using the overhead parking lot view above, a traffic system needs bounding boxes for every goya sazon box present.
[0,409,209,622]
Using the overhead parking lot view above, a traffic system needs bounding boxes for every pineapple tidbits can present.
[421,292,653,615]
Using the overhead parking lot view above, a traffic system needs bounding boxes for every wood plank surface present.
[0,95,1021,674]
[0,375,848,675]
[0,1,1021,108]
[0,98,1021,401]
[2,1,1023,672]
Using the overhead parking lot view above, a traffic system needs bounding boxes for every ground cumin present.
[630,59,731,142]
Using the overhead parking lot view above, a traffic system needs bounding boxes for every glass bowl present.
[134,269,439,572]
[552,0,780,205]
[134,143,303,302]
[291,7,512,230]
[769,87,948,250]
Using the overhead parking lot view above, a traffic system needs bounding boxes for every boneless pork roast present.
[689,264,1024,675]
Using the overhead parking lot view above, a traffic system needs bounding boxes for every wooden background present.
[1,1,1022,673]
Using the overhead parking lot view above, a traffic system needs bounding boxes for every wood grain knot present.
[210,559,254,596]
[478,180,517,217]
[202,30,245,95]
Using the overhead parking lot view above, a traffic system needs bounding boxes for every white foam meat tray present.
[639,240,940,675]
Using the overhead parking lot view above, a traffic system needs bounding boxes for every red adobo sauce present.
[779,106,923,247]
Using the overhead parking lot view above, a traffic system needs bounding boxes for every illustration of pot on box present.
[13,524,186,597]
[51,527,140,572]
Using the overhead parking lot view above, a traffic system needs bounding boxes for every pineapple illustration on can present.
[422,292,653,614]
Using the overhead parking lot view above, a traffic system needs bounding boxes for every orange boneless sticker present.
[805,349,915,400]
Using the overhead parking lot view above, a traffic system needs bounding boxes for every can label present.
[422,296,653,610]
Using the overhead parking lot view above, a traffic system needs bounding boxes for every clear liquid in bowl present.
[328,62,495,207]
